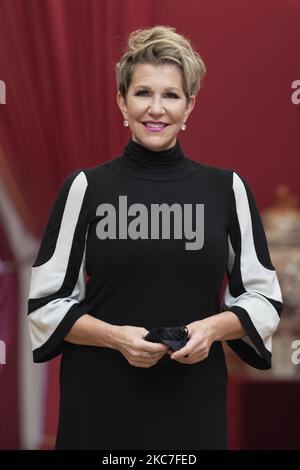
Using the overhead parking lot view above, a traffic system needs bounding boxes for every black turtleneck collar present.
[123,137,185,171]
[106,137,199,181]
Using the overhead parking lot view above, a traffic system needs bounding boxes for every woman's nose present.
[148,96,165,115]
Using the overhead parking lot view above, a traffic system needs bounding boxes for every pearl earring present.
[181,123,187,131]
[123,119,129,127]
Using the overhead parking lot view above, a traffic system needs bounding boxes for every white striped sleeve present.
[27,170,94,363]
[222,172,283,369]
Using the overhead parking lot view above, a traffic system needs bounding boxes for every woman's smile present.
[142,121,170,132]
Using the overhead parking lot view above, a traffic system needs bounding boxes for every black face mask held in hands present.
[144,326,190,352]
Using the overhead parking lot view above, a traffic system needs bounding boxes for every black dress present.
[27,138,282,449]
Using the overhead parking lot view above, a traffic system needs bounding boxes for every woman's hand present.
[114,325,171,368]
[169,318,217,365]
[168,311,246,364]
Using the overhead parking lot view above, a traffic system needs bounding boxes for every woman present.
[28,26,283,450]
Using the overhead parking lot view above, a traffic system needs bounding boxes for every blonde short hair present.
[116,25,206,103]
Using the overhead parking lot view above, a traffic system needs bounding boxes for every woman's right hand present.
[113,325,171,368]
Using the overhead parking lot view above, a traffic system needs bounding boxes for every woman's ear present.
[116,91,128,120]
[184,95,196,120]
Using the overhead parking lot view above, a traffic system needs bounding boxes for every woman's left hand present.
[168,318,216,364]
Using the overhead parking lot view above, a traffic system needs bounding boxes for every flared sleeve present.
[27,170,94,363]
[222,172,283,369]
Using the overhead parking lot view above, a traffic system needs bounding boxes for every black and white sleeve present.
[27,170,94,363]
[222,172,283,369]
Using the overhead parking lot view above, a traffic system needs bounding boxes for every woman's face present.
[117,63,196,151]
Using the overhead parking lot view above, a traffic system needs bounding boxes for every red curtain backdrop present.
[0,222,19,449]
[0,0,299,449]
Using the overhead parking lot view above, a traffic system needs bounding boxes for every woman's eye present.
[136,90,149,96]
[166,93,178,99]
